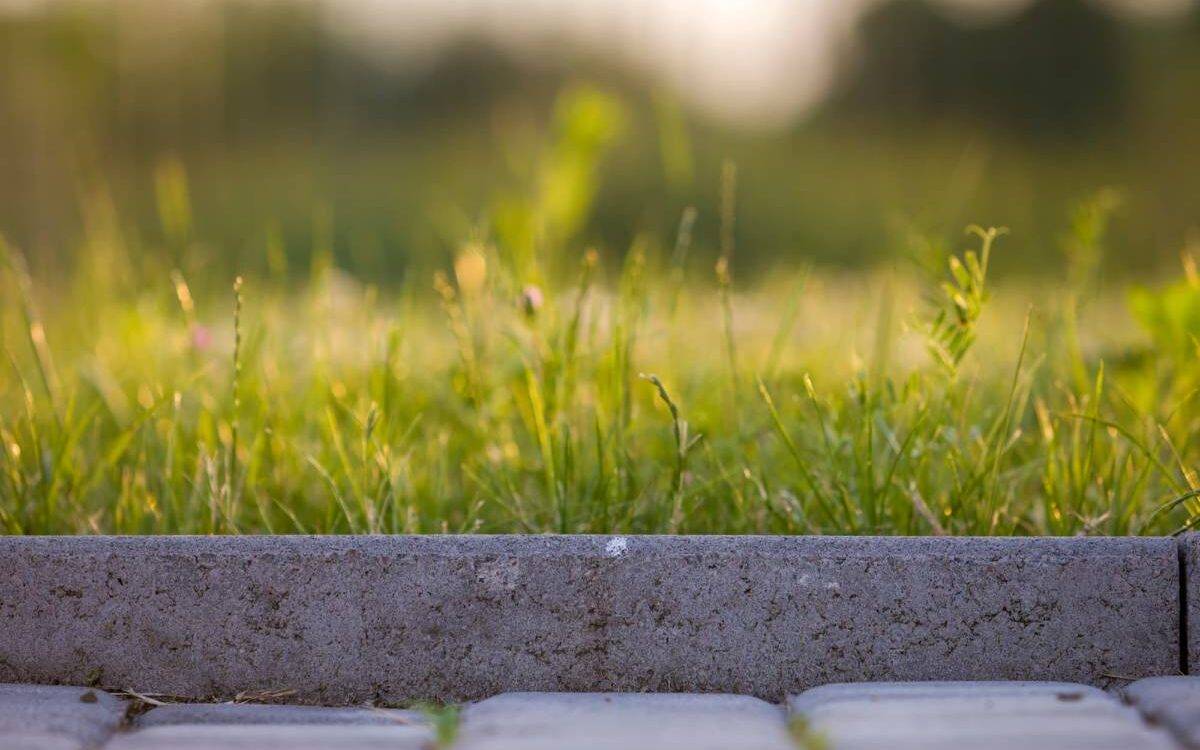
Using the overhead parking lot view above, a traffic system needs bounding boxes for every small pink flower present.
[191,324,213,351]
[520,285,544,317]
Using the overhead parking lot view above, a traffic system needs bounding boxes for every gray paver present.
[456,692,794,750]
[788,681,1177,749]
[0,535,1178,702]
[105,724,431,750]
[0,684,126,750]
[135,702,423,728]
[1126,676,1200,748]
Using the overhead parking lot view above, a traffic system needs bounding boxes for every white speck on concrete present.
[475,558,521,592]
[605,537,629,558]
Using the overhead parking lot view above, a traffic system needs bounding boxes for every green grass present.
[4,185,1200,537]
[3,88,1200,537]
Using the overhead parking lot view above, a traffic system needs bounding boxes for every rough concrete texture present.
[135,703,424,728]
[1183,534,1200,673]
[1126,677,1200,748]
[456,692,793,750]
[105,725,431,750]
[789,681,1178,750]
[0,684,127,750]
[0,535,1180,703]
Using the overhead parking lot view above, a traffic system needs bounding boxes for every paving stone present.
[456,692,794,750]
[788,679,1115,712]
[0,684,126,750]
[0,536,1179,702]
[788,681,1177,750]
[105,724,431,750]
[135,702,423,728]
[1126,676,1200,748]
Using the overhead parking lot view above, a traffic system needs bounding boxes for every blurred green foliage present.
[1,0,1199,287]
[1129,271,1200,358]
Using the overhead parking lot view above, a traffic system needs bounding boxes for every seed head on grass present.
[923,225,1005,376]
[640,373,700,531]
[0,234,61,419]
[222,275,244,533]
[453,243,488,297]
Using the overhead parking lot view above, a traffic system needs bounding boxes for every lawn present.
[3,171,1199,536]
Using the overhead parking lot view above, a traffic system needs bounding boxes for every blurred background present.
[2,0,1198,284]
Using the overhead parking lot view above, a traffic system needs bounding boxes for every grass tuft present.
[1,139,1198,536]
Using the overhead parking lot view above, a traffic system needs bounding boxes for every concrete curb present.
[0,535,1182,703]
[1182,534,1200,675]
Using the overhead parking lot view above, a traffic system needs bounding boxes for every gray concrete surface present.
[134,702,424,728]
[105,725,432,750]
[1183,533,1200,674]
[0,535,1180,703]
[3,682,1196,749]
[789,680,1178,749]
[789,679,1106,705]
[456,692,794,750]
[0,684,126,750]
[1126,676,1200,748]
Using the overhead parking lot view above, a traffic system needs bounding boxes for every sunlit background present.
[3,0,1198,284]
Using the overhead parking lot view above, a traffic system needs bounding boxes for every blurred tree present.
[833,0,1127,136]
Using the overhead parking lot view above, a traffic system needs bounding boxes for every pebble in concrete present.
[788,681,1177,750]
[0,684,126,750]
[1126,676,1200,749]
[135,702,423,728]
[0,535,1179,702]
[455,692,795,750]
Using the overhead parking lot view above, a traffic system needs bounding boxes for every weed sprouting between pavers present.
[415,703,461,749]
